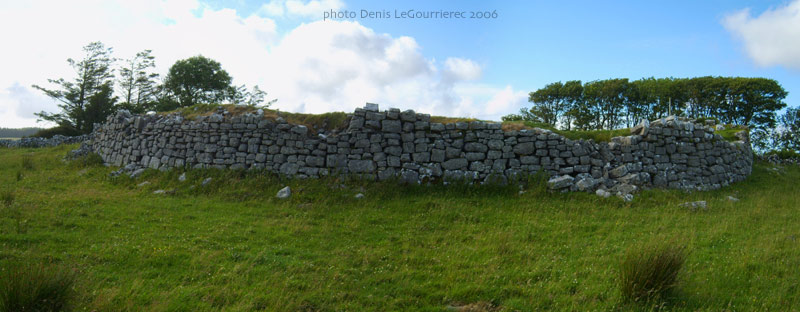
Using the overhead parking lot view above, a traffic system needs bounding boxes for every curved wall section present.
[91,105,752,192]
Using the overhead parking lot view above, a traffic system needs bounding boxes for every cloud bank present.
[0,0,525,128]
[723,0,800,70]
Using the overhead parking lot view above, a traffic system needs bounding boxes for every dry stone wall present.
[90,104,752,193]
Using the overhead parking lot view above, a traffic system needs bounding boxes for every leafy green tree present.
[501,107,537,122]
[560,80,583,130]
[582,79,628,129]
[227,84,277,107]
[773,107,800,152]
[118,50,159,113]
[731,78,787,128]
[528,81,568,126]
[33,42,117,134]
[163,55,232,107]
[681,76,715,119]
[565,99,598,130]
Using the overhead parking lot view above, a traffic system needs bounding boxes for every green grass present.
[766,149,800,159]
[0,261,77,311]
[501,121,631,142]
[555,128,631,142]
[619,240,686,301]
[1,146,799,311]
[163,104,350,133]
[714,127,747,142]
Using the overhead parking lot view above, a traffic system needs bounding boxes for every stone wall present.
[90,104,752,193]
[0,134,90,148]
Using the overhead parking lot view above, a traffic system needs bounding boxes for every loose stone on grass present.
[277,186,292,199]
[680,201,708,211]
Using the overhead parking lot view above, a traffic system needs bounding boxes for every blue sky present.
[0,0,798,128]
[320,0,799,105]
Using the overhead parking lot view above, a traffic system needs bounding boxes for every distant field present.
[0,145,798,311]
[0,137,20,140]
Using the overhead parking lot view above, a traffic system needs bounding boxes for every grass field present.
[1,145,798,311]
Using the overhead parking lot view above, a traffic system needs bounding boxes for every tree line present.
[504,77,787,130]
[0,128,43,138]
[504,77,797,152]
[34,42,276,135]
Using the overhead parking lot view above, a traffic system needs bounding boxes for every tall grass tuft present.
[1,189,27,234]
[21,154,35,170]
[619,240,686,301]
[69,153,104,168]
[0,190,13,208]
[0,262,77,312]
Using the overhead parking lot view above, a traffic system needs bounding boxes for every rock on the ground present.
[727,196,739,202]
[178,173,187,182]
[137,181,150,187]
[548,175,574,190]
[276,186,291,199]
[355,193,364,199]
[618,193,634,202]
[130,168,145,179]
[611,183,638,197]
[201,177,213,186]
[153,189,166,194]
[680,201,707,211]
[575,177,600,192]
[595,189,612,198]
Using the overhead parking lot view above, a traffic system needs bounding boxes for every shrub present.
[1,189,27,234]
[29,126,82,139]
[0,190,14,208]
[619,240,686,301]
[694,116,719,124]
[0,262,76,312]
[69,153,104,168]
[766,149,800,159]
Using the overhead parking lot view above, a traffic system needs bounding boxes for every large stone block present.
[348,160,376,173]
[442,158,468,170]
[381,119,402,133]
[513,142,535,155]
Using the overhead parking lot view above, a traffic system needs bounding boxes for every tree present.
[163,55,232,107]
[528,81,568,126]
[226,84,277,107]
[33,42,117,134]
[501,107,538,122]
[774,107,800,152]
[560,80,583,130]
[731,78,787,129]
[118,50,159,113]
[582,79,628,129]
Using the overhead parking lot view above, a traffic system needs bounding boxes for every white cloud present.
[259,20,525,121]
[723,0,800,69]
[0,0,524,128]
[443,58,482,82]
[259,0,344,18]
[0,0,277,128]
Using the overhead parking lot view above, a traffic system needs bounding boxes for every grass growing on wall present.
[161,104,751,144]
[161,104,351,132]
[501,121,631,142]
[714,126,748,142]
[1,145,798,311]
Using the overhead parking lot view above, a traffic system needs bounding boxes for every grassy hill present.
[0,145,797,311]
